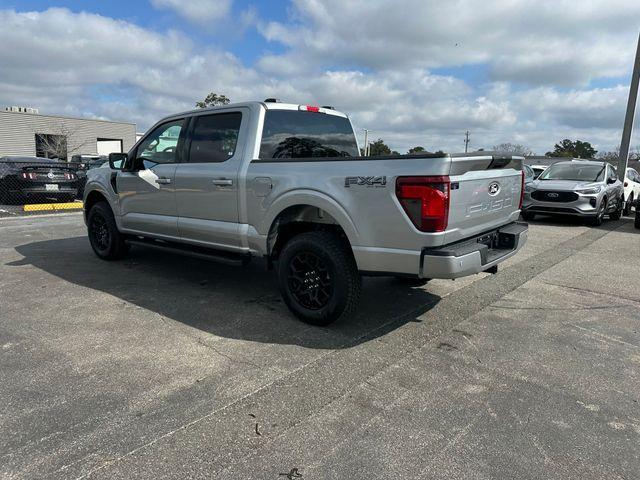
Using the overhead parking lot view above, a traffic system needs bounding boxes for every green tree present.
[546,139,597,159]
[408,146,426,154]
[195,93,230,109]
[368,139,392,156]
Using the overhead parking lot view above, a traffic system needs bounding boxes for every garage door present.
[96,139,123,155]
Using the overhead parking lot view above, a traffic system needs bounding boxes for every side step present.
[125,237,250,266]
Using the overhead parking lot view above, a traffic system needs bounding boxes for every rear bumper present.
[420,222,528,279]
[353,221,528,279]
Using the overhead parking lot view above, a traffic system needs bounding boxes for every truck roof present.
[171,101,349,120]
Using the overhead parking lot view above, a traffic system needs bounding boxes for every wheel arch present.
[84,189,112,222]
[264,193,359,265]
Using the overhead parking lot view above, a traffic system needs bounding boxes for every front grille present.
[531,190,579,202]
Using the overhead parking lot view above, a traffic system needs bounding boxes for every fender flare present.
[260,189,360,246]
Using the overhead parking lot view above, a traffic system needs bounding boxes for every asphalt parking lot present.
[1,213,639,479]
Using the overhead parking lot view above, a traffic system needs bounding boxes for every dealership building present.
[0,106,137,161]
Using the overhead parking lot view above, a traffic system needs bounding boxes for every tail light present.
[395,176,450,232]
[519,170,525,209]
[624,181,628,187]
[299,105,320,113]
[21,172,37,180]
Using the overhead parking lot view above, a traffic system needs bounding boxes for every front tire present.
[609,197,623,221]
[87,201,129,260]
[588,197,607,226]
[277,230,361,326]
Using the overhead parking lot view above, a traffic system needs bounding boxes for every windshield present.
[259,110,359,159]
[539,163,605,182]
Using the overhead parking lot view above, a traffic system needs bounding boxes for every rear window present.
[259,110,359,159]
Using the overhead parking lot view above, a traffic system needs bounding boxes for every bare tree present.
[34,122,92,161]
[492,143,534,156]
[195,93,231,109]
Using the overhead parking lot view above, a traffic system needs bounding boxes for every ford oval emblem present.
[488,181,500,196]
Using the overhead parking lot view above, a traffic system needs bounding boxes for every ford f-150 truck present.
[84,100,528,325]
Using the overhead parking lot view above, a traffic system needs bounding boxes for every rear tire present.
[521,211,535,221]
[624,194,634,216]
[277,230,361,326]
[87,201,129,260]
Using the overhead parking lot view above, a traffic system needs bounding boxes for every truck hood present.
[533,179,600,191]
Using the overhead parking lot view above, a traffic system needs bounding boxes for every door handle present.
[155,178,172,185]
[212,178,233,186]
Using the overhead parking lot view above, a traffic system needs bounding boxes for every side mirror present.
[607,177,616,185]
[108,152,127,170]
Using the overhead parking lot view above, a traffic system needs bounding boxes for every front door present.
[117,118,185,239]
[174,109,246,250]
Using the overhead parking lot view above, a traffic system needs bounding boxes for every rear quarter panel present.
[246,156,520,252]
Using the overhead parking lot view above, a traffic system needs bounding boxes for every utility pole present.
[464,131,470,153]
[618,32,640,188]
[362,129,370,156]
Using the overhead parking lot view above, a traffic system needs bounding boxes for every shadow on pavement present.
[8,236,440,349]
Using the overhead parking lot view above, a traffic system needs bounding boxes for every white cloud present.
[0,5,635,156]
[150,0,232,25]
[258,0,640,86]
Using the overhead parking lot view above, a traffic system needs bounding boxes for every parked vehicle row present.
[83,100,528,325]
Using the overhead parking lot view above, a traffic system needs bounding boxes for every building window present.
[35,133,68,161]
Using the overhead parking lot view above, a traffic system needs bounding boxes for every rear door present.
[117,118,185,238]
[174,109,246,250]
[446,155,522,242]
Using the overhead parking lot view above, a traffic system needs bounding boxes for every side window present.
[188,113,242,163]
[136,119,184,167]
[609,166,618,182]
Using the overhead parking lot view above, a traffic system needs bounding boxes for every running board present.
[125,238,250,266]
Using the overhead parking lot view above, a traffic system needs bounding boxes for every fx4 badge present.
[344,176,387,188]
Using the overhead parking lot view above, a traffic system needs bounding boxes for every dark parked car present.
[0,156,79,204]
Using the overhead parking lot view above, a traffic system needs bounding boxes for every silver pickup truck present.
[84,100,527,325]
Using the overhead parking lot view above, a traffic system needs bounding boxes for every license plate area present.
[477,232,498,249]
[45,184,59,191]
[477,230,517,250]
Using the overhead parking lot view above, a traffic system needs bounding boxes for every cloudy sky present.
[0,0,639,154]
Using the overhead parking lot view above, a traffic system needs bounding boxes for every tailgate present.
[445,154,523,244]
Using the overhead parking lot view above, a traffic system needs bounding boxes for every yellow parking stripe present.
[23,202,83,212]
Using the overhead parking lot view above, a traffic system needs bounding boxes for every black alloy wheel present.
[277,230,361,326]
[287,251,333,310]
[87,201,129,260]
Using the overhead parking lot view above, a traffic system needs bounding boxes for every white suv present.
[624,168,640,216]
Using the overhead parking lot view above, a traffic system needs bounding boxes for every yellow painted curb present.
[24,202,84,212]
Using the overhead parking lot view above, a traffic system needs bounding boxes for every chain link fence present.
[0,156,106,217]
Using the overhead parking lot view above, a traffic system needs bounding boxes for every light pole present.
[618,32,640,185]
[363,129,370,156]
